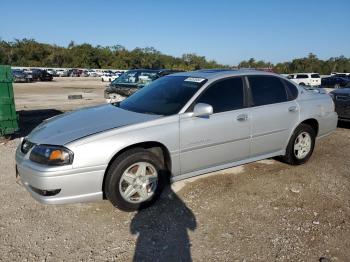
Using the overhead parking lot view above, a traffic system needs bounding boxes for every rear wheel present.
[104,149,166,211]
[282,124,316,165]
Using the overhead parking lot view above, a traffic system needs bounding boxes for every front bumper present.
[15,146,106,205]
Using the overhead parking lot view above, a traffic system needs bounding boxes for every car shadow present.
[11,109,64,139]
[130,186,197,262]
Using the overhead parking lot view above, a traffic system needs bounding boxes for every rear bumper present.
[15,146,105,205]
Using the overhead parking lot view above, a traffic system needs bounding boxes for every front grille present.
[21,139,36,154]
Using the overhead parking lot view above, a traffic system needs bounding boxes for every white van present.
[287,73,321,87]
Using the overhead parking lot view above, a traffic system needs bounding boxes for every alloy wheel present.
[294,132,312,159]
[119,162,158,203]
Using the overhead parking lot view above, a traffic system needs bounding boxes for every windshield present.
[119,75,207,116]
[111,70,158,86]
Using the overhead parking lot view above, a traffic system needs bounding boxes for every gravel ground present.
[0,78,349,261]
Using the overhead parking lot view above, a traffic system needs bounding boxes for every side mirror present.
[193,103,213,117]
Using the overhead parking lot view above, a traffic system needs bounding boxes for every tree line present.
[0,39,349,74]
[0,39,223,71]
[239,53,350,75]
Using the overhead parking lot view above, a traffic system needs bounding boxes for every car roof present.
[169,69,280,80]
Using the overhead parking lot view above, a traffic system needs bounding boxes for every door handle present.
[288,106,298,112]
[237,114,248,121]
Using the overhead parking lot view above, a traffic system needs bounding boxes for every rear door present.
[247,75,299,157]
[179,77,251,174]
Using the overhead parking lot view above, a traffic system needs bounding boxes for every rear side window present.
[197,77,244,113]
[283,80,299,100]
[296,74,309,79]
[248,76,288,106]
[311,74,320,78]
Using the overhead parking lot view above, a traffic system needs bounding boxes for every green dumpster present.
[0,65,18,136]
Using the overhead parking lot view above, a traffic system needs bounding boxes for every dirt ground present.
[14,77,106,111]
[0,78,349,261]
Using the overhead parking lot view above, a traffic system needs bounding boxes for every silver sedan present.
[16,69,338,211]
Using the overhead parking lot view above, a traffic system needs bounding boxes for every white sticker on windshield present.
[184,77,206,83]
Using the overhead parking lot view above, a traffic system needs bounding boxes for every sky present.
[1,0,349,65]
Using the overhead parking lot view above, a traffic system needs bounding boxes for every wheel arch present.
[285,118,319,150]
[102,141,172,198]
[300,118,319,136]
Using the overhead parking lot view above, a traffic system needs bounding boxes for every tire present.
[104,148,167,211]
[282,123,316,165]
[299,82,306,86]
[101,78,104,82]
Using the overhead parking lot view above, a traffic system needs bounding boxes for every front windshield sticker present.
[184,77,206,83]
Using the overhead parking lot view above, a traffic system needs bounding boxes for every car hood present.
[27,104,161,145]
[331,88,350,95]
[106,83,141,91]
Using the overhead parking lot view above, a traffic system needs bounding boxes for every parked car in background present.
[46,69,58,77]
[101,72,121,82]
[68,69,83,77]
[56,69,69,77]
[288,73,321,86]
[21,69,34,82]
[12,69,32,83]
[330,88,350,121]
[95,71,104,77]
[81,70,89,77]
[31,69,53,81]
[331,72,350,76]
[321,75,350,88]
[333,74,350,80]
[31,69,42,81]
[16,69,338,211]
[22,68,33,78]
[87,70,98,77]
[104,69,183,102]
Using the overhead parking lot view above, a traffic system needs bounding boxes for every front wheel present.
[282,124,316,165]
[104,149,167,211]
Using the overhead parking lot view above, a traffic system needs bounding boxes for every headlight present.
[30,145,74,166]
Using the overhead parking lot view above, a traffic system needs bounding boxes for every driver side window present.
[197,77,244,113]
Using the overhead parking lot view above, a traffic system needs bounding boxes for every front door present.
[179,77,251,174]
